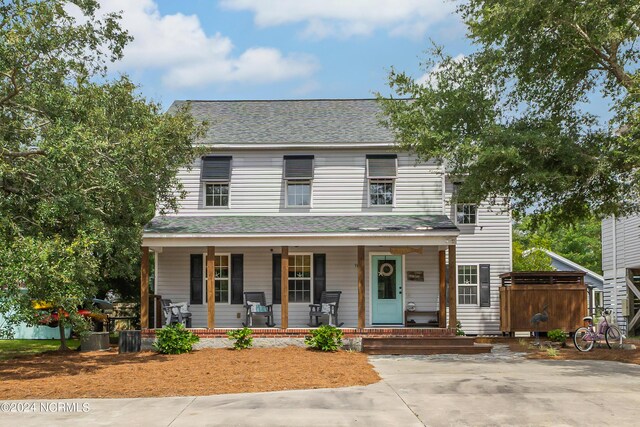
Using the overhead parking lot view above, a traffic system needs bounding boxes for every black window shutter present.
[313,254,326,304]
[283,155,314,179]
[272,254,282,304]
[190,254,203,305]
[230,254,244,304]
[480,264,491,307]
[366,154,397,178]
[201,156,232,181]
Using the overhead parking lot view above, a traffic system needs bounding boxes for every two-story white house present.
[140,99,511,336]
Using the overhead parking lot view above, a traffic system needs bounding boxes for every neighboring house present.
[140,99,512,335]
[602,215,640,335]
[542,249,604,315]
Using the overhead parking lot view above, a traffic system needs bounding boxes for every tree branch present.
[569,22,635,90]
[2,150,45,158]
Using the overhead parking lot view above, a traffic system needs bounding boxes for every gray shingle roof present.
[168,99,397,145]
[144,215,457,235]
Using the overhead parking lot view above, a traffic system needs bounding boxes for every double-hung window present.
[201,156,231,207]
[284,155,313,207]
[204,254,230,304]
[458,265,479,305]
[367,154,397,206]
[288,254,312,303]
[456,203,477,225]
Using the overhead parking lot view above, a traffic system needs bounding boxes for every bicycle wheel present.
[573,327,594,352]
[605,325,623,349]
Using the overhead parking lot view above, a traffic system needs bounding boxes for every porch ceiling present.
[142,215,459,247]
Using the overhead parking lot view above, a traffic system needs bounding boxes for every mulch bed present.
[0,347,380,400]
[505,339,640,365]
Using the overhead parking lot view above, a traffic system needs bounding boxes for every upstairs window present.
[284,155,314,207]
[201,156,231,207]
[456,203,477,225]
[367,154,397,206]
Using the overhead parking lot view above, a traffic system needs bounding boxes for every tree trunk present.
[58,310,69,351]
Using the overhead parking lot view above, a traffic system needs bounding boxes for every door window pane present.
[377,259,397,299]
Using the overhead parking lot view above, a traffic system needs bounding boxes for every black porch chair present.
[308,291,343,327]
[242,292,275,327]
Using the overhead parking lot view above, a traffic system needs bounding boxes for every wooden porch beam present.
[357,245,365,329]
[281,246,289,329]
[207,246,215,329]
[438,250,446,328]
[140,246,149,329]
[448,244,457,329]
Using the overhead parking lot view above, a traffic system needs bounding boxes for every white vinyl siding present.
[601,215,640,331]
[167,150,443,216]
[155,246,444,328]
[445,178,511,335]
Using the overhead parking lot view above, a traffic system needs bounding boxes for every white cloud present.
[97,0,317,88]
[220,0,456,39]
[417,54,465,87]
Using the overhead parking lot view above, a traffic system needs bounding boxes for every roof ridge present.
[174,98,410,103]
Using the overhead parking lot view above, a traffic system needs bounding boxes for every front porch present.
[140,215,462,333]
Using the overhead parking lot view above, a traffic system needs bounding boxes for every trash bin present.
[119,330,141,353]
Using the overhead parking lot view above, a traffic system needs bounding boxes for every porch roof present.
[144,214,458,236]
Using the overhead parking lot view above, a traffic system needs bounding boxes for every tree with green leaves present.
[0,0,205,349]
[513,216,602,274]
[378,0,640,224]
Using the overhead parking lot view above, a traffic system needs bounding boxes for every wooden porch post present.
[438,250,446,328]
[448,244,457,329]
[281,246,289,329]
[207,246,216,329]
[357,246,365,329]
[140,246,149,329]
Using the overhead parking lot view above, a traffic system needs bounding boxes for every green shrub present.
[154,324,199,354]
[227,327,253,350]
[305,325,343,351]
[547,329,567,343]
[456,321,465,336]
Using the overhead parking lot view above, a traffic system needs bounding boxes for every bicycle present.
[573,307,623,352]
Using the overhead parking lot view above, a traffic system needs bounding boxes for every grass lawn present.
[0,347,379,399]
[0,339,80,361]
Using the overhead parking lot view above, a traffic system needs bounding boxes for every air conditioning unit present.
[622,299,630,316]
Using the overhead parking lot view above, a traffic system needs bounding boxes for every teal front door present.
[371,255,403,324]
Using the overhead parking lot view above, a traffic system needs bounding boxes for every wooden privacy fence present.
[499,272,588,333]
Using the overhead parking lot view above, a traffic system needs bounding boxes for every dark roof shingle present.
[144,215,457,235]
[169,99,397,145]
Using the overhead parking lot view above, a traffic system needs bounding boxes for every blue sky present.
[98,0,471,109]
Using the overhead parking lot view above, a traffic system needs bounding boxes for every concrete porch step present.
[363,344,493,355]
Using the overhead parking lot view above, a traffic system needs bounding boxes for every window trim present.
[203,182,230,208]
[457,263,480,306]
[288,252,314,304]
[368,178,395,207]
[455,203,477,225]
[202,253,231,305]
[285,179,313,208]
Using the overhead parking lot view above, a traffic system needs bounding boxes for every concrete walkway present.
[2,350,640,426]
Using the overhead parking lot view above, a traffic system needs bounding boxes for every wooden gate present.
[499,272,587,333]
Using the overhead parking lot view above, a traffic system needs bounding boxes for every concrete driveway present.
[2,350,640,426]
